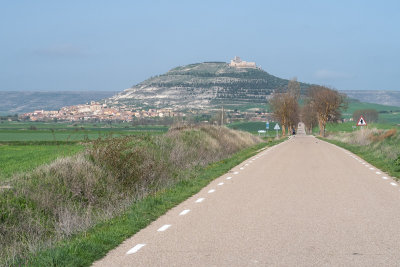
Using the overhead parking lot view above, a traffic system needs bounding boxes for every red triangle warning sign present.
[356,116,367,126]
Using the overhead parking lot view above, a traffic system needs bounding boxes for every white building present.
[230,56,257,68]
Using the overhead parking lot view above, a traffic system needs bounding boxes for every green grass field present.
[0,122,168,142]
[227,121,283,135]
[0,122,168,183]
[0,130,160,142]
[0,144,83,181]
[343,100,400,124]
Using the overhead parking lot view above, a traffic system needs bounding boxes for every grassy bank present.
[1,126,278,266]
[321,127,400,180]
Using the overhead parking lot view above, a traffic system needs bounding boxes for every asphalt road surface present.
[93,126,400,266]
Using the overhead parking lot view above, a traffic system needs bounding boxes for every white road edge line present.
[208,189,215,193]
[196,198,205,203]
[233,171,239,175]
[390,182,398,187]
[157,224,171,232]
[376,172,381,175]
[226,176,232,180]
[179,209,190,216]
[218,182,224,186]
[240,167,244,170]
[382,176,389,180]
[127,244,146,255]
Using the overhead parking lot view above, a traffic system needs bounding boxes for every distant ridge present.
[109,62,310,109]
[340,90,400,107]
[0,91,117,115]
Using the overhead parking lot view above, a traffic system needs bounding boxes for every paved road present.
[93,127,400,266]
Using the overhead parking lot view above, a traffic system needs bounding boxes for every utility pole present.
[221,106,224,126]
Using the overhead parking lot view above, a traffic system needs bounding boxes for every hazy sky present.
[1,0,399,92]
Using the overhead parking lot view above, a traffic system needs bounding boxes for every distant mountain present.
[109,62,310,109]
[340,90,400,107]
[0,91,117,115]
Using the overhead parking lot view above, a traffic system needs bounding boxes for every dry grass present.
[328,128,397,146]
[0,125,261,264]
[327,127,400,162]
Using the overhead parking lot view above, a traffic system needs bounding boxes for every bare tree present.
[301,102,318,134]
[269,89,299,136]
[288,77,301,100]
[307,86,347,136]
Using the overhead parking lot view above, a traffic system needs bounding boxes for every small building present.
[230,56,257,68]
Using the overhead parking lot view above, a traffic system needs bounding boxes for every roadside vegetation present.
[322,126,400,180]
[0,125,266,266]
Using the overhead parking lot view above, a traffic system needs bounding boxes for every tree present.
[288,77,301,100]
[307,86,347,136]
[301,102,317,134]
[269,89,299,136]
[353,109,378,123]
[211,107,227,126]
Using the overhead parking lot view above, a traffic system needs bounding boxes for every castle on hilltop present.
[229,56,257,68]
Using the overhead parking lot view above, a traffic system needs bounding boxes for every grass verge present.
[13,138,284,267]
[319,137,400,180]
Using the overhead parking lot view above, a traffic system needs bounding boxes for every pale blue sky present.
[1,0,399,91]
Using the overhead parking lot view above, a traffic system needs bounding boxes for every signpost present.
[356,116,367,134]
[274,123,280,138]
[258,130,266,137]
[356,116,367,126]
[266,121,270,136]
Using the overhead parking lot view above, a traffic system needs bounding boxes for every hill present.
[340,90,400,107]
[109,62,310,110]
[0,91,117,115]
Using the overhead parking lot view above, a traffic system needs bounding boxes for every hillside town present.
[19,101,185,122]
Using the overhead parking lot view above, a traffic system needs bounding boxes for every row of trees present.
[270,78,347,136]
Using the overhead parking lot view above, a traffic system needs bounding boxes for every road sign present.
[356,116,367,126]
[266,122,270,130]
[258,130,266,133]
[274,124,280,130]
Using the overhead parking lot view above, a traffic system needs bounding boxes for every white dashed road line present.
[179,209,190,216]
[218,182,224,186]
[390,182,398,187]
[195,198,205,203]
[376,172,381,175]
[157,224,171,232]
[208,189,215,193]
[126,244,146,255]
[226,177,232,180]
[233,171,239,175]
[382,176,389,180]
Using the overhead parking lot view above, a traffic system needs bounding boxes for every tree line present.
[269,78,347,136]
